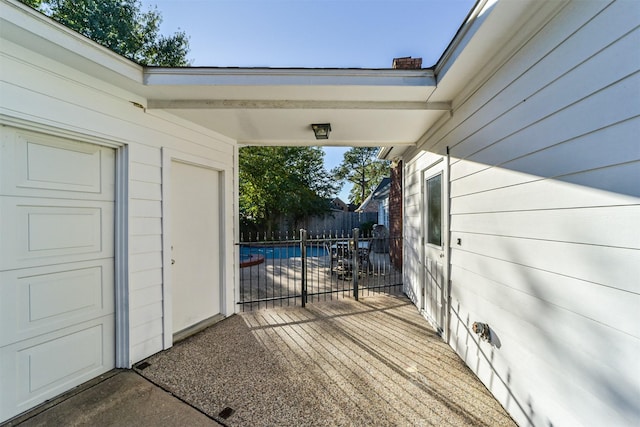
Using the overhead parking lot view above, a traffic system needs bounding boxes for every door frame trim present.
[161,148,229,349]
[114,144,129,367]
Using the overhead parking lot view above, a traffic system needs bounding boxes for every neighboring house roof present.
[329,197,349,212]
[356,177,391,213]
[372,178,391,201]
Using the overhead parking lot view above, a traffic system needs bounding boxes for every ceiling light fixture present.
[311,123,331,140]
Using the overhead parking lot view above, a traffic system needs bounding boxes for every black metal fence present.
[238,228,402,311]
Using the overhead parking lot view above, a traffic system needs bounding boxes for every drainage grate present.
[218,407,234,419]
[135,361,151,370]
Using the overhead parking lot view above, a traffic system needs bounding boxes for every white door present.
[0,128,115,422]
[422,160,447,335]
[170,160,221,335]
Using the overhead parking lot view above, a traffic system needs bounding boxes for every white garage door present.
[0,128,115,422]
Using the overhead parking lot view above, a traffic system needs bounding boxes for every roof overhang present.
[376,0,570,159]
[1,0,566,149]
[142,67,444,146]
[0,0,449,147]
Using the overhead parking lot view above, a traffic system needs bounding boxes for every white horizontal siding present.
[451,163,640,214]
[129,285,163,310]
[451,116,640,195]
[130,235,163,255]
[450,110,640,184]
[448,293,638,427]
[129,181,162,201]
[129,217,162,236]
[404,1,640,426]
[129,161,162,183]
[449,31,639,163]
[130,319,164,348]
[450,205,640,249]
[127,146,165,364]
[129,252,163,274]
[1,37,236,367]
[435,0,639,158]
[451,250,640,338]
[129,268,162,291]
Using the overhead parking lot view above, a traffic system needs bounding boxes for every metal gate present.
[238,228,402,311]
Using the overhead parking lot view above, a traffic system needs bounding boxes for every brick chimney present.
[392,56,422,69]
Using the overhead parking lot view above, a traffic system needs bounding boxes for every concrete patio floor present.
[6,370,217,427]
[136,294,515,426]
[6,294,516,426]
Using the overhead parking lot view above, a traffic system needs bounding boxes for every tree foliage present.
[239,146,337,234]
[18,0,42,7]
[331,147,390,205]
[18,0,190,66]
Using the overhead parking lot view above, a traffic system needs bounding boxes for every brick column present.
[389,160,403,269]
[387,58,419,268]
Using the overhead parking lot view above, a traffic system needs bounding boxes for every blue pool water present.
[240,244,328,259]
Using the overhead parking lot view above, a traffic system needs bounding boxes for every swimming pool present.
[240,244,328,259]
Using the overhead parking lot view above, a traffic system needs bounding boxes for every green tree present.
[239,146,337,234]
[331,147,390,205]
[18,0,190,66]
[18,0,42,7]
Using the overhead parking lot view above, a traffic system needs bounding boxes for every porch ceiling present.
[143,68,446,146]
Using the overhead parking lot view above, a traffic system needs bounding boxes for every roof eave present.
[143,67,436,89]
[1,0,143,85]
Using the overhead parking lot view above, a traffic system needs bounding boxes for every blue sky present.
[140,0,476,200]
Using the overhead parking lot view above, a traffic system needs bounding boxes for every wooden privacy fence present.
[277,211,378,236]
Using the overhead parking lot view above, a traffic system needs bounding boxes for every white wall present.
[378,198,389,228]
[403,1,640,426]
[0,37,237,366]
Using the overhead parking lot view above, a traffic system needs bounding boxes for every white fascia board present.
[377,145,414,160]
[378,147,393,160]
[355,193,373,212]
[1,0,143,86]
[144,67,436,88]
[434,0,569,90]
[435,0,497,80]
[148,99,450,111]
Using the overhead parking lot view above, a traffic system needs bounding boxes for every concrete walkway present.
[138,294,515,426]
[5,370,217,427]
[7,294,516,426]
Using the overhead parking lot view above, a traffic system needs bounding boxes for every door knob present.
[171,259,175,265]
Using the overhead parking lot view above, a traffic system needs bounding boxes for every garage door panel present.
[0,318,114,419]
[0,128,116,423]
[0,198,114,271]
[0,260,114,346]
[0,129,114,200]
